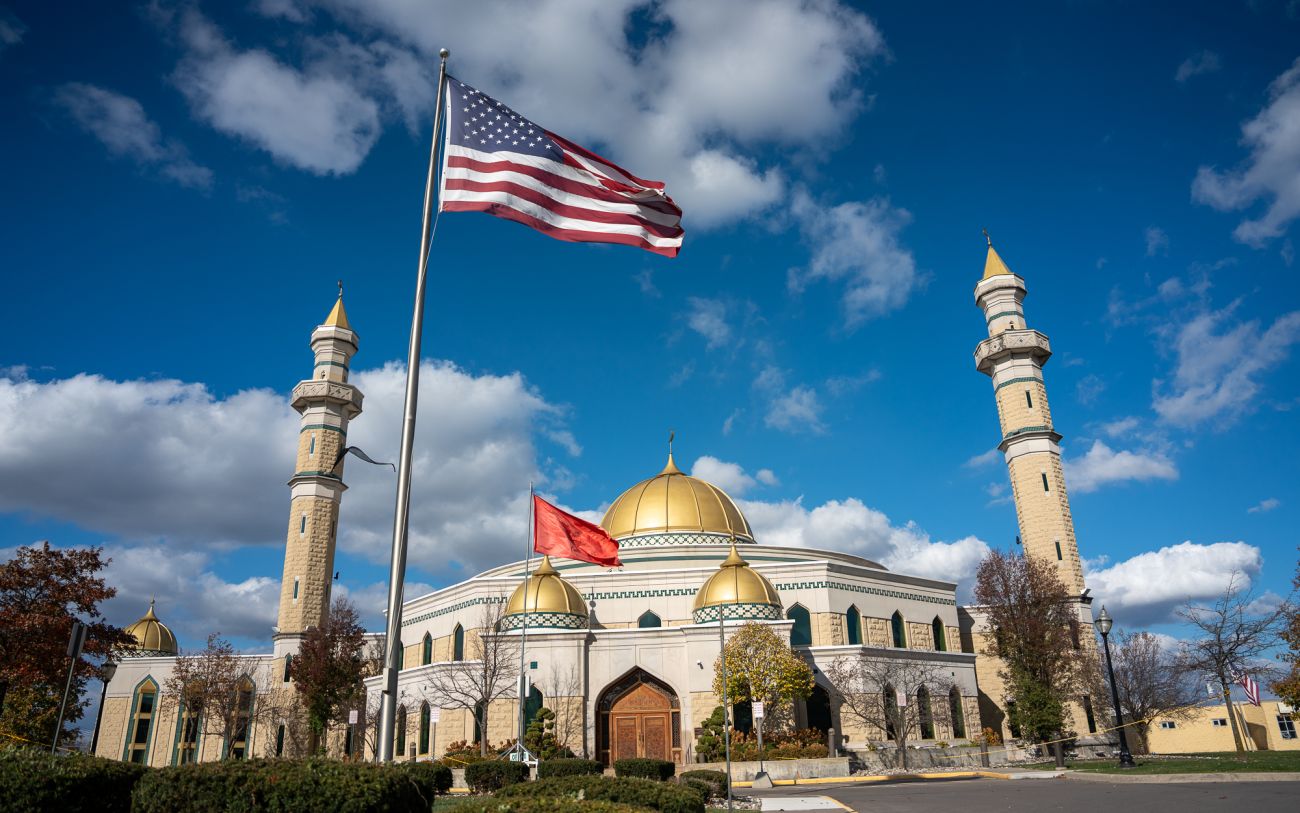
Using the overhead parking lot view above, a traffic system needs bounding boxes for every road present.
[750,776,1300,812]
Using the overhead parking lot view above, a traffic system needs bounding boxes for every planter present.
[691,757,851,782]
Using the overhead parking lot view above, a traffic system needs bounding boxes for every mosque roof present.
[324,294,351,330]
[600,453,753,543]
[124,600,178,656]
[693,544,783,612]
[503,555,588,618]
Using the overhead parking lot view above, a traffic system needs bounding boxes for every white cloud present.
[1248,497,1280,514]
[739,496,990,595]
[0,359,576,581]
[1144,226,1169,256]
[171,7,382,174]
[0,9,27,52]
[1152,304,1300,427]
[1192,57,1300,245]
[1064,440,1178,493]
[1085,540,1263,625]
[765,386,825,434]
[722,409,740,436]
[689,456,777,496]
[788,190,921,328]
[685,297,733,349]
[53,83,213,188]
[1175,50,1221,83]
[964,449,1001,468]
[1076,373,1106,405]
[1098,416,1139,438]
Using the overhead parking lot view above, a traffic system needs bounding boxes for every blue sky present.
[2,1,1298,658]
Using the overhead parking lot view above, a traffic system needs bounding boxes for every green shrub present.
[452,798,645,813]
[397,760,453,801]
[537,757,603,778]
[682,778,713,801]
[0,746,145,813]
[679,769,727,798]
[464,759,530,793]
[613,757,675,781]
[130,759,423,813]
[497,775,704,813]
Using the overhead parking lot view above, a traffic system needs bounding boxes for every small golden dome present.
[124,600,178,656]
[500,557,588,630]
[324,295,351,330]
[982,244,1014,280]
[601,454,753,544]
[692,545,783,620]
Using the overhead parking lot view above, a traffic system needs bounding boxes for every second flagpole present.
[377,47,450,764]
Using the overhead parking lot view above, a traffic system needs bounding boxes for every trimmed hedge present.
[452,799,645,813]
[682,778,714,800]
[464,759,530,793]
[537,757,603,778]
[497,775,704,813]
[398,760,453,801]
[613,757,675,781]
[0,747,145,813]
[679,769,727,798]
[131,759,424,812]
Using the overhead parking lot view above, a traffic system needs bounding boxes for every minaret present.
[275,290,364,642]
[973,235,1084,594]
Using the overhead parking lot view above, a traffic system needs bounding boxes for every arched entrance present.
[597,669,681,765]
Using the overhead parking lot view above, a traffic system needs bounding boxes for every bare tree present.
[824,655,955,770]
[546,661,586,757]
[1177,573,1290,758]
[423,598,520,756]
[1109,630,1198,754]
[163,634,286,760]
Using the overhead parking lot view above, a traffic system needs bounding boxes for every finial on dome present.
[660,430,682,475]
[722,544,746,568]
[534,555,557,575]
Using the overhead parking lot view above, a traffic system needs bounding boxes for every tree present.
[545,661,585,757]
[1272,551,1300,709]
[1177,572,1290,759]
[523,707,571,759]
[1109,630,1198,754]
[0,542,131,747]
[824,655,954,770]
[423,598,520,756]
[973,550,1083,767]
[288,597,367,755]
[164,633,288,760]
[694,706,727,763]
[713,622,814,735]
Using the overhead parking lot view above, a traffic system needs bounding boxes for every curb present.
[1063,771,1300,784]
[736,769,1050,787]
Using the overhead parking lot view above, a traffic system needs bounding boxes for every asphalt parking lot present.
[749,776,1300,812]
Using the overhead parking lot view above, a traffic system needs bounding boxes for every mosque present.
[93,242,1104,766]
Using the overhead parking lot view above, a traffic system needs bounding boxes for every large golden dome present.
[500,557,589,631]
[124,600,178,656]
[601,454,753,546]
[692,545,783,623]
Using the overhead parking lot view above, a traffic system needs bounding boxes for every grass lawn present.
[432,797,479,810]
[1027,750,1300,774]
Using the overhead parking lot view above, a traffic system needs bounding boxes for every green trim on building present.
[993,376,1042,392]
[984,310,1022,324]
[499,611,587,631]
[1003,424,1051,439]
[314,360,349,369]
[693,603,783,623]
[299,424,346,435]
[291,470,343,480]
[777,580,956,607]
[122,675,159,765]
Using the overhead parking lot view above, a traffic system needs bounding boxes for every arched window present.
[1069,620,1081,651]
[452,624,465,661]
[396,706,407,756]
[883,684,897,741]
[173,698,201,765]
[123,677,158,764]
[524,686,544,731]
[846,606,861,646]
[917,686,934,739]
[932,617,946,652]
[1007,701,1022,739]
[422,633,433,665]
[473,701,485,745]
[227,677,255,759]
[638,610,662,628]
[1082,695,1097,733]
[283,653,293,682]
[891,611,907,648]
[787,605,812,647]
[419,702,431,755]
[949,687,966,739]
[275,724,285,757]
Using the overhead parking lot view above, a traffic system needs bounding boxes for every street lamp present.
[89,659,117,756]
[1093,607,1136,769]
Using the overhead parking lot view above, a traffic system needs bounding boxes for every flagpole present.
[377,47,450,764]
[517,484,535,754]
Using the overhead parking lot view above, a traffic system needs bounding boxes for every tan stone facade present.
[1148,702,1299,753]
[1006,452,1084,593]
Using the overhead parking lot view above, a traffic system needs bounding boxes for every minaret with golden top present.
[973,234,1084,594]
[276,289,364,639]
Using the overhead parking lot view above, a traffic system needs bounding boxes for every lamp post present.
[1093,607,1136,768]
[89,659,117,756]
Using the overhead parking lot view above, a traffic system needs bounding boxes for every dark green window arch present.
[422,633,433,665]
[787,605,812,646]
[846,605,861,645]
[453,624,465,661]
[932,617,946,651]
[638,611,662,628]
[949,686,966,739]
[891,611,906,648]
[419,702,431,754]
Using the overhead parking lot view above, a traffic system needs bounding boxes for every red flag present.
[533,494,621,567]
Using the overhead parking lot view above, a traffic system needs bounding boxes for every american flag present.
[1237,672,1261,706]
[439,77,683,257]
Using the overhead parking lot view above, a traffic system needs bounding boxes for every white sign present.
[752,701,765,719]
[348,709,359,725]
[430,707,442,724]
[896,690,908,707]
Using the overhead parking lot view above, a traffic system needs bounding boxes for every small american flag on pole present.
[1237,672,1261,706]
[440,77,683,256]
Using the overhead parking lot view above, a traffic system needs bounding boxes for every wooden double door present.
[609,683,673,762]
